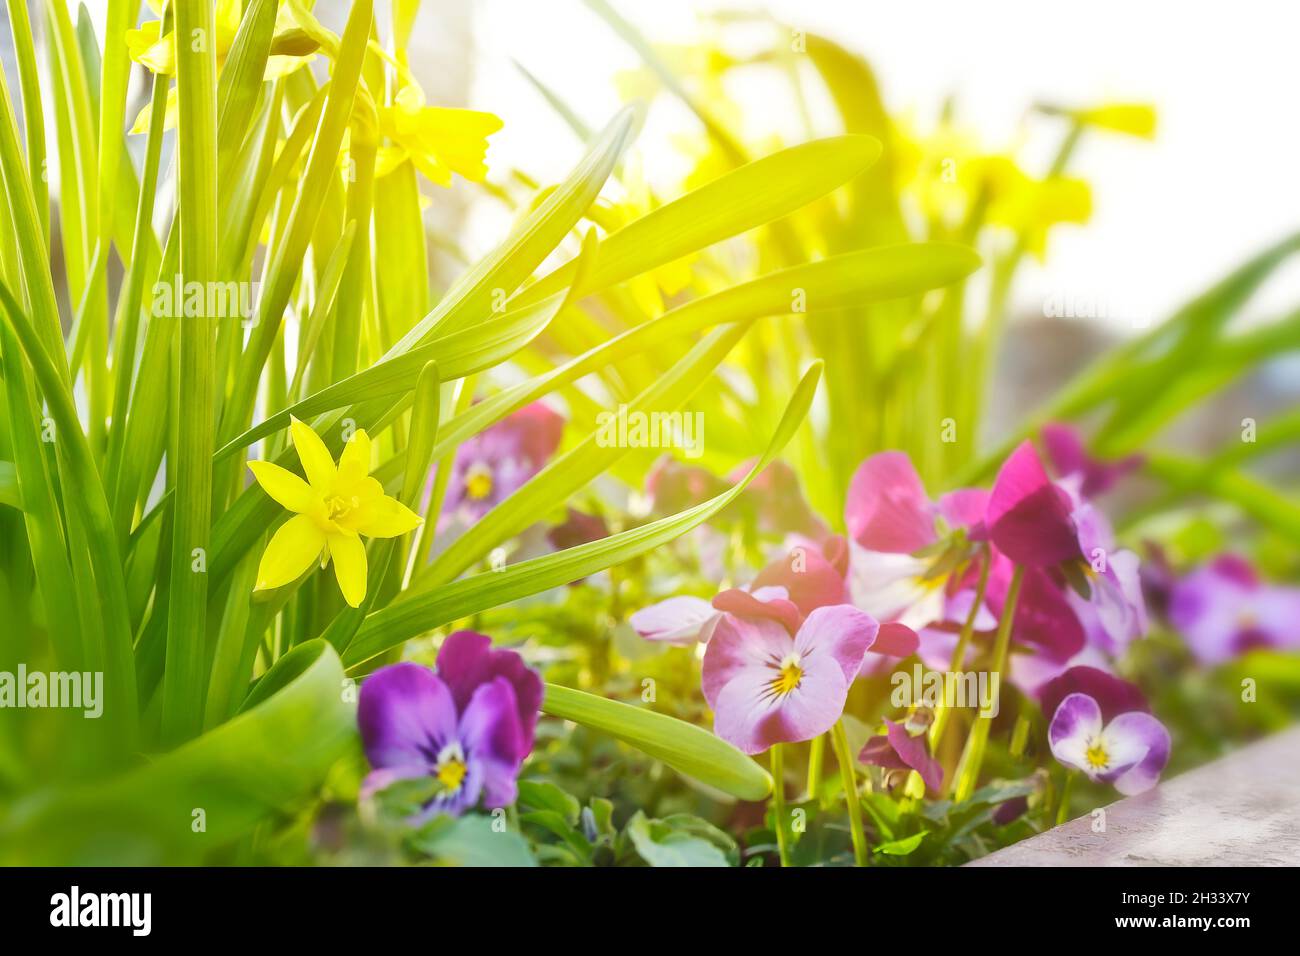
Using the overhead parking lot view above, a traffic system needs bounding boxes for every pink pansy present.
[845,451,938,554]
[1049,692,1170,795]
[859,719,944,794]
[440,402,564,525]
[1041,422,1143,499]
[629,587,788,645]
[986,440,1082,567]
[843,452,986,631]
[1167,555,1300,665]
[702,605,879,754]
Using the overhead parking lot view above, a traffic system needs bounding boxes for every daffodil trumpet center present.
[325,492,360,522]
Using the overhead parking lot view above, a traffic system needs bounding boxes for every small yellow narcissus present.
[248,417,422,607]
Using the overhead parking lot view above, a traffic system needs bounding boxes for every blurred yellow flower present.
[249,418,422,608]
[587,160,695,314]
[127,0,317,134]
[375,84,503,186]
[1074,102,1158,140]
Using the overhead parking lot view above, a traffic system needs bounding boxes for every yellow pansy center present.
[465,463,494,501]
[1084,738,1109,770]
[770,653,804,696]
[434,743,468,793]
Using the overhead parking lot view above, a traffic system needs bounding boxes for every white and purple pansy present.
[1048,692,1170,795]
[357,631,542,820]
[701,604,880,755]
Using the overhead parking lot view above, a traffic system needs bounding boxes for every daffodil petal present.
[290,416,337,489]
[338,429,372,488]
[247,460,316,513]
[255,514,327,591]
[346,493,424,538]
[328,532,368,607]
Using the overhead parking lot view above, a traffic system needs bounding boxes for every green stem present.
[770,745,791,867]
[1055,771,1077,826]
[830,720,869,867]
[929,546,992,748]
[950,565,1024,802]
[806,734,825,801]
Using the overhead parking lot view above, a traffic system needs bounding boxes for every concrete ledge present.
[968,726,1300,866]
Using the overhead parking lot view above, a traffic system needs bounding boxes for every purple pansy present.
[1049,692,1170,795]
[357,632,542,819]
[1038,665,1149,725]
[702,605,879,754]
[1167,555,1300,664]
[859,719,944,794]
[441,402,564,524]
[1041,422,1143,498]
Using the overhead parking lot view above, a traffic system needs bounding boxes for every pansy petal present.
[1108,712,1171,795]
[987,440,1081,566]
[1039,665,1148,725]
[711,651,848,754]
[328,531,368,607]
[248,459,316,513]
[701,614,794,711]
[460,676,526,808]
[255,513,326,591]
[847,542,947,630]
[290,415,338,489]
[886,719,943,793]
[872,621,920,657]
[752,544,849,614]
[630,596,717,644]
[845,451,937,554]
[937,487,989,530]
[794,604,879,684]
[358,663,458,769]
[712,588,802,634]
[1048,692,1103,773]
[436,631,543,756]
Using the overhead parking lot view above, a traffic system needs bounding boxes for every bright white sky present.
[72,0,1300,336]
[470,0,1300,335]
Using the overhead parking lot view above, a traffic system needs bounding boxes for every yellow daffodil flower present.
[127,0,318,134]
[248,418,422,607]
[1036,101,1158,141]
[586,159,696,315]
[375,84,503,186]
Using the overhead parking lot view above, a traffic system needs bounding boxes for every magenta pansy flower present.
[859,719,943,794]
[1041,422,1143,498]
[1167,555,1300,664]
[357,631,542,819]
[1049,692,1169,795]
[441,402,564,523]
[986,440,1082,567]
[702,605,879,754]
[843,451,985,630]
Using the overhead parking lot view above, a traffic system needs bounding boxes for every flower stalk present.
[951,564,1025,802]
[770,744,792,867]
[831,719,869,867]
